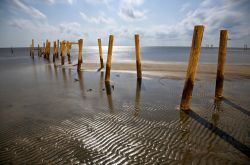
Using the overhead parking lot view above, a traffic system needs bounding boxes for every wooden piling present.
[38,44,40,56]
[53,41,56,62]
[48,42,50,59]
[180,25,204,110]
[31,39,34,57]
[66,41,71,64]
[105,35,114,82]
[77,39,83,71]
[57,40,59,57]
[98,39,104,68]
[61,42,65,65]
[135,34,142,79]
[215,30,228,98]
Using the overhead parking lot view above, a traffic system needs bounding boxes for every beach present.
[0,47,250,164]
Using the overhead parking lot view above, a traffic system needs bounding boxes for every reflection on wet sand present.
[105,81,114,113]
[62,68,67,87]
[99,71,104,97]
[134,79,142,117]
[77,71,86,99]
[53,64,58,82]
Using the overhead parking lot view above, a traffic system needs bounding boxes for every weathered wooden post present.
[77,39,83,71]
[56,40,59,59]
[98,38,104,68]
[215,30,228,98]
[61,42,65,65]
[135,34,142,79]
[105,35,114,82]
[66,41,71,64]
[45,41,48,58]
[53,41,56,62]
[31,39,34,57]
[47,41,51,59]
[38,44,40,56]
[180,25,204,110]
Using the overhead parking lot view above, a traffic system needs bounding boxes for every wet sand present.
[0,53,250,164]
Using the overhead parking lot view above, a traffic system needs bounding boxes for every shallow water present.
[0,49,250,164]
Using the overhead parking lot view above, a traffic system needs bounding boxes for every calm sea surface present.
[0,46,250,64]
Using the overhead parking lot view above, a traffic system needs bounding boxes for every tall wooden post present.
[135,34,142,79]
[57,40,59,59]
[66,41,71,64]
[77,39,83,71]
[38,44,40,56]
[98,39,104,68]
[31,39,34,57]
[215,30,228,98]
[48,41,50,59]
[105,35,114,82]
[61,42,65,65]
[53,41,56,62]
[180,25,204,110]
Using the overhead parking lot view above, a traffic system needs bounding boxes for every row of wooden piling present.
[30,25,228,111]
[180,26,228,110]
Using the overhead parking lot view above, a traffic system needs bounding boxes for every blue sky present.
[0,0,249,47]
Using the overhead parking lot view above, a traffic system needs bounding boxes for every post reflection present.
[62,68,67,87]
[77,71,86,99]
[134,79,142,117]
[99,71,104,97]
[105,81,114,113]
[53,64,58,82]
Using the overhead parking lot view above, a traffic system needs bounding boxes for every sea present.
[0,46,250,64]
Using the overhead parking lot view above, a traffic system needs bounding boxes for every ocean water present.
[0,47,250,164]
[1,46,250,64]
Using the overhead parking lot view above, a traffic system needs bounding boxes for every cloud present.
[118,0,147,21]
[80,11,115,25]
[11,0,46,19]
[136,0,250,46]
[42,0,75,5]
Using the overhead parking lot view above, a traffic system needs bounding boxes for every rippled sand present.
[0,52,250,164]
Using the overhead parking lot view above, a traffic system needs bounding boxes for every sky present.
[0,0,249,47]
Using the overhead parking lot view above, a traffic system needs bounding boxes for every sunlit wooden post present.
[53,41,56,62]
[77,39,83,71]
[215,30,228,98]
[105,35,114,82]
[56,40,59,59]
[98,38,104,68]
[180,25,204,110]
[66,41,71,64]
[61,42,65,65]
[135,34,142,79]
[48,41,50,59]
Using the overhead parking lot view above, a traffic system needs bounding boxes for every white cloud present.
[80,11,115,25]
[42,0,75,5]
[11,0,47,19]
[118,0,147,21]
[135,0,250,46]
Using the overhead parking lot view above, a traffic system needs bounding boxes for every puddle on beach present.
[0,50,250,164]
